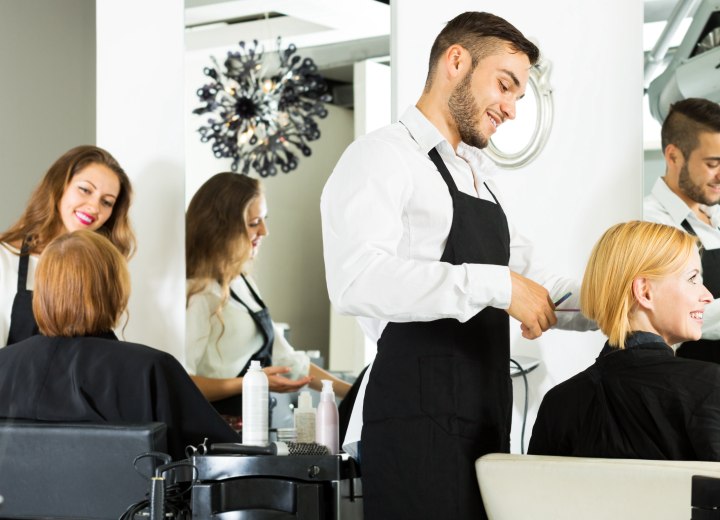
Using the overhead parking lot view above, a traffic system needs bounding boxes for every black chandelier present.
[193,38,332,176]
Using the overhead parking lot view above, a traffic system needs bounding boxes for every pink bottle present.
[315,379,339,454]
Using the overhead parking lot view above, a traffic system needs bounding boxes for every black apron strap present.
[681,219,696,236]
[238,274,268,309]
[16,239,30,292]
[213,278,276,417]
[428,148,459,195]
[7,238,39,345]
[484,182,500,204]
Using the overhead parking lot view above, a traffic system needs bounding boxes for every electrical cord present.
[119,452,198,520]
[509,358,530,454]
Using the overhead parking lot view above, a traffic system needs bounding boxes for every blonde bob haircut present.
[33,230,130,337]
[580,220,698,350]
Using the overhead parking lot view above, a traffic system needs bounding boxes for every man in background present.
[644,97,720,361]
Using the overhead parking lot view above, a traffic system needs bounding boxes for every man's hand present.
[507,271,557,339]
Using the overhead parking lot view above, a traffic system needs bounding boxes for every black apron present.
[361,148,511,520]
[7,240,39,345]
[675,219,720,363]
[211,275,275,415]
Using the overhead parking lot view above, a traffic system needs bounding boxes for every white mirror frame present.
[485,59,554,169]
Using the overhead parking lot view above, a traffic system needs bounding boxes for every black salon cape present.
[528,332,720,461]
[0,335,239,459]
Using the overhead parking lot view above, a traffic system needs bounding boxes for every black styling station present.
[189,441,362,519]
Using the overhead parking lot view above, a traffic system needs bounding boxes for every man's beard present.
[448,70,488,149]
[678,161,720,206]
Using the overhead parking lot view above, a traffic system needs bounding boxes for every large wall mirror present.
[184,0,390,371]
[0,0,388,371]
[643,0,720,196]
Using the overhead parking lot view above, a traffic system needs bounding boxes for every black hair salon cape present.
[0,334,239,459]
[529,331,720,460]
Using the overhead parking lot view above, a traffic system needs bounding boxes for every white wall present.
[0,0,95,230]
[96,0,187,360]
[393,0,644,453]
[185,44,354,358]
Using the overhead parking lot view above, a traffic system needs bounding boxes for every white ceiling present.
[184,0,390,83]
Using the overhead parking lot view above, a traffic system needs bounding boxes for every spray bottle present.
[315,379,339,454]
[242,360,268,446]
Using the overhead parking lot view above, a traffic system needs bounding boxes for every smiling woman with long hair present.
[185,172,349,423]
[0,145,135,347]
[529,221,720,460]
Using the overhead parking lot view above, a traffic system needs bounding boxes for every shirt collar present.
[398,105,499,176]
[624,331,667,349]
[651,177,720,227]
[399,105,446,154]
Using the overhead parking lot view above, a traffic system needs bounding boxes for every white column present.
[96,0,186,360]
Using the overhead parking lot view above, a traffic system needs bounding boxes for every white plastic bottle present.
[294,390,316,443]
[315,379,339,454]
[242,360,269,446]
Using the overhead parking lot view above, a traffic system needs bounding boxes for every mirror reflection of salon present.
[184,6,390,373]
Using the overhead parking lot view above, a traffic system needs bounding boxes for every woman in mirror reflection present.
[0,145,135,347]
[185,173,350,423]
[529,221,720,460]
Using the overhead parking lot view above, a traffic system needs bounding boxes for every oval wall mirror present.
[485,59,553,169]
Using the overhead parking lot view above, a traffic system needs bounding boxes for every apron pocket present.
[419,355,457,435]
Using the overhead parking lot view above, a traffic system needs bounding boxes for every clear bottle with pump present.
[294,390,316,444]
[315,379,339,454]
[242,360,268,446]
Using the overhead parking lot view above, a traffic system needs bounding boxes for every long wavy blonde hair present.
[186,173,262,323]
[580,221,697,349]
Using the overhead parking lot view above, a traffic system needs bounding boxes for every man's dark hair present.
[661,98,720,158]
[425,11,540,90]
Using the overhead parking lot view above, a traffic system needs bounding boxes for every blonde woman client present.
[0,145,135,346]
[529,221,720,460]
[0,231,238,459]
[186,173,350,418]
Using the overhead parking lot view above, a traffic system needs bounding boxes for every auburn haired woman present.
[0,230,238,459]
[0,145,135,346]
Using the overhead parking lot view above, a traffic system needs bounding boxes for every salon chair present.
[0,420,167,519]
[476,453,720,520]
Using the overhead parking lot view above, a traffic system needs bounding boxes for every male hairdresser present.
[645,97,720,362]
[321,11,592,519]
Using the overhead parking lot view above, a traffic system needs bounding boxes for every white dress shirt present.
[321,106,593,455]
[185,276,310,379]
[644,177,720,340]
[0,242,38,347]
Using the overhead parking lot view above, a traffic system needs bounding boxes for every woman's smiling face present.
[245,194,268,258]
[58,163,120,234]
[647,248,713,345]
